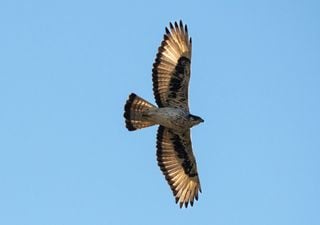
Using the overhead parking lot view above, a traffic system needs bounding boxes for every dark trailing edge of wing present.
[156,126,179,202]
[152,36,169,107]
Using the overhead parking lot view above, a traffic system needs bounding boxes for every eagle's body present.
[124,21,203,208]
[144,106,202,132]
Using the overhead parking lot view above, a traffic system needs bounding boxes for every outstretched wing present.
[156,126,201,208]
[152,20,192,111]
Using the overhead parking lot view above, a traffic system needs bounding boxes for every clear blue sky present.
[0,0,319,224]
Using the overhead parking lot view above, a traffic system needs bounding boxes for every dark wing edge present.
[156,126,201,208]
[152,20,192,110]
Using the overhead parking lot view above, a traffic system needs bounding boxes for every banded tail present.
[124,93,157,131]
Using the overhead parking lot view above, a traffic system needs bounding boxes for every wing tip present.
[169,22,174,30]
[179,20,183,28]
[165,27,170,35]
[166,20,187,34]
[174,21,179,29]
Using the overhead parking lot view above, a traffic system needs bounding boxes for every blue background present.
[0,0,319,224]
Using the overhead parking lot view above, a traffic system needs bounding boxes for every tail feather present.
[124,93,157,131]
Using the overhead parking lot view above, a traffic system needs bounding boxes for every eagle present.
[124,20,204,208]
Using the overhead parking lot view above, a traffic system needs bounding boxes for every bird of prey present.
[124,20,204,208]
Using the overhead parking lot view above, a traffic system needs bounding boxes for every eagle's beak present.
[200,118,204,123]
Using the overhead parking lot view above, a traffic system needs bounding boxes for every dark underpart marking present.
[168,56,190,100]
[169,130,197,177]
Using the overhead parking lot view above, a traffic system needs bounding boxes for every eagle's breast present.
[145,107,189,132]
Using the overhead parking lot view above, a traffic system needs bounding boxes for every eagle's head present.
[188,114,204,127]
